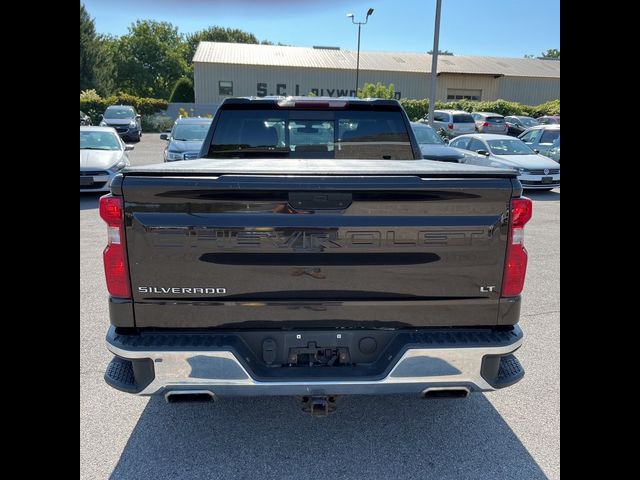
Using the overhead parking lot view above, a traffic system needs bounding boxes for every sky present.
[83,0,560,58]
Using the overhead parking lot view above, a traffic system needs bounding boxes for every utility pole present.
[428,0,442,126]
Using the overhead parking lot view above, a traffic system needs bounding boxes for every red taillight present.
[483,122,489,127]
[448,123,454,129]
[99,195,131,298]
[501,197,532,297]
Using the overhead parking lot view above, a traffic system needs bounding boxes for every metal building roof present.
[193,42,560,78]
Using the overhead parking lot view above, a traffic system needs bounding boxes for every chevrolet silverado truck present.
[100,97,531,415]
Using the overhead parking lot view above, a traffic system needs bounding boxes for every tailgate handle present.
[288,192,352,210]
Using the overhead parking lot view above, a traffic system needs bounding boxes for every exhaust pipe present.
[165,390,215,403]
[422,387,470,399]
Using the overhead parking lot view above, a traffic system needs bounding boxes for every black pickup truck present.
[100,97,531,414]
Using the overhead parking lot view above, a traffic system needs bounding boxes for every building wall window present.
[447,88,482,101]
[219,81,233,96]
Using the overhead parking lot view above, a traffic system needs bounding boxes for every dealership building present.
[193,42,559,105]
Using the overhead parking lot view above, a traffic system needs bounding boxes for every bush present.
[169,78,195,103]
[358,82,396,99]
[399,98,560,121]
[141,115,174,133]
[80,91,168,124]
[398,99,430,121]
[80,89,101,103]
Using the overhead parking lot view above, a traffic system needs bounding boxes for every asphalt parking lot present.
[80,135,559,480]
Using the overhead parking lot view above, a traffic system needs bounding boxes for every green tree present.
[169,77,195,102]
[541,48,560,59]
[357,82,396,99]
[80,2,114,95]
[112,20,188,99]
[184,26,260,63]
[428,50,454,56]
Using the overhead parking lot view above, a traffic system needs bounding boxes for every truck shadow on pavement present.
[109,394,548,480]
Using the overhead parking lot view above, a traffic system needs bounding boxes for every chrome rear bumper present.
[105,325,524,396]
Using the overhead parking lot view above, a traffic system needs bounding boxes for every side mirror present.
[136,114,141,119]
[443,138,449,144]
[124,144,135,151]
[160,133,169,140]
[476,149,490,156]
[99,114,104,119]
[534,149,540,154]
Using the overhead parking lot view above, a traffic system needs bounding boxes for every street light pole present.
[347,8,374,96]
[428,0,442,127]
[355,22,361,95]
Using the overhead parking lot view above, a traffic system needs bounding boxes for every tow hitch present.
[300,396,338,416]
[288,342,351,367]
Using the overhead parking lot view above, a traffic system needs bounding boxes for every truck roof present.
[123,158,516,177]
[221,96,402,107]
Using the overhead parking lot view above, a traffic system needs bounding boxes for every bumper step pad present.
[104,356,154,393]
[494,354,524,388]
[105,357,136,392]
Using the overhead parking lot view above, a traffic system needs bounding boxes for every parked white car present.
[449,133,559,190]
[80,126,133,193]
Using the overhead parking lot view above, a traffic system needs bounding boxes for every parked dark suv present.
[504,116,539,136]
[161,117,213,162]
[99,105,142,142]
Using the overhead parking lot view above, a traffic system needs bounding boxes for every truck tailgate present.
[121,167,515,328]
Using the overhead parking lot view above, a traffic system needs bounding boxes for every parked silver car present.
[449,133,559,190]
[421,110,476,138]
[471,112,508,134]
[80,126,133,192]
[547,136,560,163]
[518,124,560,161]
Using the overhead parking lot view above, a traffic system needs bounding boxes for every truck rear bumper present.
[105,325,524,397]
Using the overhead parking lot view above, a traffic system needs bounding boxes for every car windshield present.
[80,131,121,151]
[519,117,539,127]
[104,107,134,119]
[411,125,444,145]
[173,123,211,141]
[487,139,534,155]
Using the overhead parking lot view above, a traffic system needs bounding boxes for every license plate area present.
[541,176,553,184]
[80,176,94,186]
